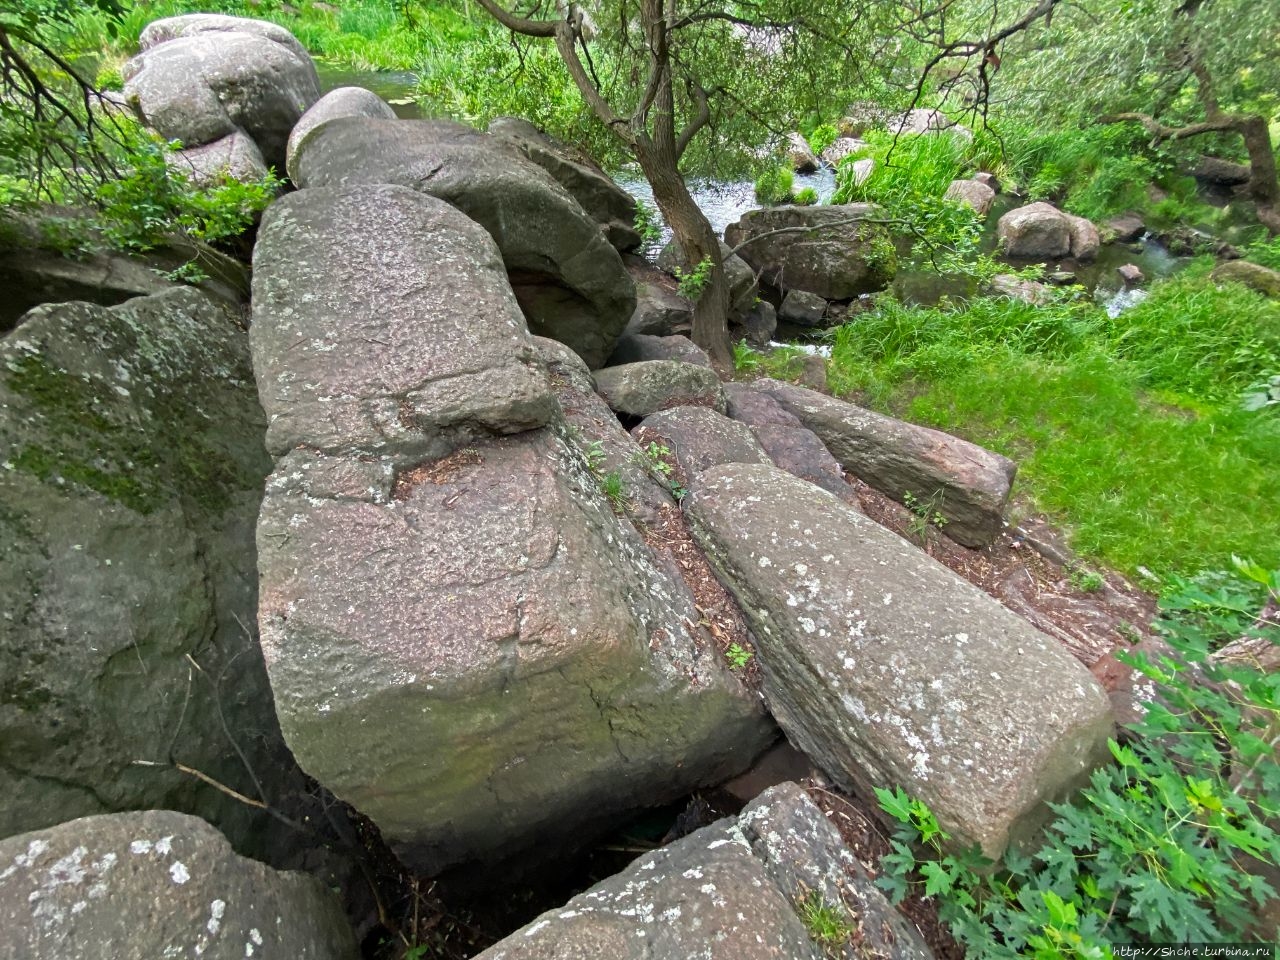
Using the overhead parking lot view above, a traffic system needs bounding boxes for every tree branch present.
[1099,111,1239,141]
[674,82,710,159]
[472,0,557,37]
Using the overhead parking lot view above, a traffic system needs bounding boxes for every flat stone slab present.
[593,360,727,418]
[634,405,770,480]
[686,464,1114,859]
[475,781,930,960]
[754,380,1014,547]
[251,184,554,459]
[257,427,772,870]
[0,810,356,960]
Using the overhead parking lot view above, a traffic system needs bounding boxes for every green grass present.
[833,128,968,205]
[827,282,1280,578]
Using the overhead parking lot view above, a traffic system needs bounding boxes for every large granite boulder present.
[0,289,296,859]
[754,381,1015,547]
[290,117,635,368]
[475,782,930,960]
[139,12,313,63]
[285,86,396,182]
[625,276,694,336]
[257,429,774,870]
[998,202,1099,261]
[686,464,1115,859]
[657,239,758,319]
[723,382,856,504]
[251,187,772,871]
[593,360,727,418]
[251,185,556,459]
[489,116,641,251]
[0,811,356,960]
[167,128,270,188]
[724,205,895,299]
[125,19,320,171]
[944,178,995,217]
[634,406,771,480]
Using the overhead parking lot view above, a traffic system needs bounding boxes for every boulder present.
[593,360,727,418]
[786,132,820,173]
[0,289,297,860]
[0,810,356,960]
[489,116,641,251]
[474,782,929,960]
[820,137,865,167]
[944,178,995,217]
[998,201,1071,259]
[686,464,1115,859]
[625,277,693,336]
[256,428,774,870]
[889,109,972,140]
[291,117,636,368]
[738,299,777,347]
[125,27,319,171]
[973,171,1000,192]
[839,102,888,137]
[845,157,875,187]
[285,86,396,182]
[724,205,895,299]
[658,239,758,319]
[634,406,771,479]
[1193,156,1251,186]
[723,382,856,504]
[1117,263,1145,286]
[167,129,270,187]
[1105,214,1145,243]
[752,381,1015,547]
[778,289,827,327]
[989,274,1050,305]
[251,184,555,459]
[607,333,711,368]
[1213,259,1280,298]
[1065,213,1100,261]
[139,12,314,66]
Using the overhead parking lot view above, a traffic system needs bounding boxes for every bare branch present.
[472,0,557,37]
[674,82,710,159]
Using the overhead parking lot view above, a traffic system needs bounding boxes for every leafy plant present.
[797,889,853,949]
[1068,566,1104,593]
[794,186,819,206]
[724,642,752,670]
[637,440,686,499]
[902,489,947,546]
[1242,374,1280,412]
[633,198,662,247]
[675,255,714,302]
[876,558,1280,956]
[754,165,795,205]
[598,469,628,513]
[806,122,839,157]
[583,439,608,474]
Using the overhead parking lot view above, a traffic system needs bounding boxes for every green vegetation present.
[827,279,1280,577]
[793,186,818,206]
[724,642,753,670]
[797,890,854,949]
[675,255,715,302]
[637,441,686,500]
[902,489,948,547]
[877,559,1279,955]
[753,166,795,205]
[733,343,811,383]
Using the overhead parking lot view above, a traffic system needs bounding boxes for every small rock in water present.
[1117,263,1144,286]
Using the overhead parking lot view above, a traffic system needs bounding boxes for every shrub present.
[754,165,795,205]
[794,186,819,206]
[806,122,839,157]
[876,558,1280,955]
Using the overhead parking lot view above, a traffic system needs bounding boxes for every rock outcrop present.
[1213,259,1280,298]
[166,129,271,188]
[634,406,771,479]
[124,15,320,171]
[0,811,356,960]
[606,333,711,368]
[291,117,635,368]
[753,381,1015,547]
[489,116,641,251]
[593,360,727,418]
[0,288,296,859]
[285,86,396,182]
[625,274,694,336]
[251,185,772,871]
[687,464,1114,858]
[725,205,895,299]
[475,782,931,960]
[786,132,820,173]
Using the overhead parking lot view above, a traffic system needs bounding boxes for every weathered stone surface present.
[1117,263,1145,285]
[0,289,296,858]
[607,333,711,368]
[532,334,595,395]
[944,178,995,216]
[1105,214,1145,243]
[286,86,395,182]
[634,406,770,479]
[973,171,1000,191]
[251,184,554,458]
[489,116,641,251]
[125,27,319,170]
[139,12,314,66]
[625,276,693,336]
[753,381,1015,547]
[723,382,856,504]
[989,273,1050,304]
[0,811,357,960]
[737,299,777,347]
[820,137,866,167]
[1194,156,1251,186]
[594,360,727,418]
[256,428,773,869]
[1065,213,1100,261]
[998,201,1071,259]
[779,289,828,327]
[167,129,270,187]
[1213,258,1280,298]
[787,132,820,173]
[725,205,895,299]
[291,117,635,367]
[686,464,1115,858]
[657,239,758,318]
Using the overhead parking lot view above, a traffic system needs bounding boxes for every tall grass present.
[832,129,969,206]
[827,276,1280,576]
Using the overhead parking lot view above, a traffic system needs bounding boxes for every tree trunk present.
[634,142,734,372]
[1239,115,1280,234]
